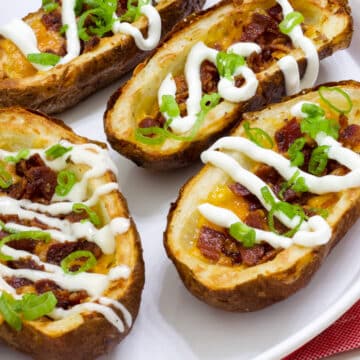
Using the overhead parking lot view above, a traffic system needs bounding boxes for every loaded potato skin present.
[0,108,144,359]
[164,81,360,311]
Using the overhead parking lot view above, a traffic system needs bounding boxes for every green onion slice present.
[216,52,245,80]
[120,0,151,23]
[45,144,72,159]
[59,24,69,35]
[135,93,221,145]
[279,11,304,34]
[135,127,167,145]
[77,0,118,41]
[0,231,51,261]
[4,149,30,164]
[261,186,276,207]
[55,170,77,197]
[42,0,59,12]
[300,111,339,140]
[22,292,57,321]
[229,222,256,248]
[61,250,97,275]
[27,53,61,66]
[0,166,13,189]
[308,145,329,176]
[72,203,101,226]
[243,122,274,149]
[0,293,22,331]
[279,170,308,199]
[288,137,306,167]
[318,86,353,114]
[160,95,180,118]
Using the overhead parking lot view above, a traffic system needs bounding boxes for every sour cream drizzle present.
[0,0,161,70]
[0,142,133,332]
[198,100,360,249]
[157,0,319,134]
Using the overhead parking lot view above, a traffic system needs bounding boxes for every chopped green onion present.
[136,93,221,145]
[279,11,304,34]
[77,0,118,41]
[307,207,329,219]
[261,186,276,207]
[22,292,57,321]
[216,52,245,80]
[120,0,151,23]
[308,145,329,176]
[160,95,180,118]
[42,0,59,12]
[0,293,22,331]
[301,103,325,118]
[229,222,256,248]
[135,127,167,145]
[75,0,85,15]
[0,230,51,261]
[55,170,77,197]
[4,149,30,164]
[318,86,353,114]
[279,170,308,199]
[162,93,221,142]
[243,122,274,149]
[288,137,306,167]
[300,110,339,140]
[72,203,101,226]
[45,144,72,159]
[27,53,61,66]
[0,166,13,189]
[59,24,69,35]
[61,250,97,275]
[261,186,306,236]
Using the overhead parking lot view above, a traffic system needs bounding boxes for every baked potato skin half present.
[0,0,204,114]
[164,80,360,312]
[0,108,144,359]
[104,0,353,170]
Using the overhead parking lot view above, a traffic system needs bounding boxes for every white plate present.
[0,1,359,359]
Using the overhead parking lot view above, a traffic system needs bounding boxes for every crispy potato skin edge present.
[0,108,145,359]
[104,0,353,170]
[163,80,360,312]
[0,0,204,114]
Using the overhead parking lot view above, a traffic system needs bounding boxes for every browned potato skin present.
[0,0,204,114]
[164,81,360,312]
[104,0,353,170]
[0,108,145,359]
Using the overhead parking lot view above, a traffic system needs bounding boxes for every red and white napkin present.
[284,300,360,360]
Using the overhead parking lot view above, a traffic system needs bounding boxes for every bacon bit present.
[35,279,88,309]
[222,237,242,263]
[174,74,189,105]
[64,210,89,223]
[6,178,26,200]
[16,154,45,176]
[228,183,263,210]
[46,241,102,265]
[239,245,266,267]
[339,114,349,131]
[83,36,100,53]
[255,165,281,186]
[116,0,128,16]
[41,10,62,32]
[244,210,267,230]
[138,117,162,129]
[6,239,38,253]
[7,258,45,271]
[197,226,226,261]
[275,118,302,152]
[200,61,219,94]
[5,277,33,289]
[339,124,360,148]
[23,166,57,203]
[267,4,284,22]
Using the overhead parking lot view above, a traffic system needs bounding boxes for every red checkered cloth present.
[284,300,360,360]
